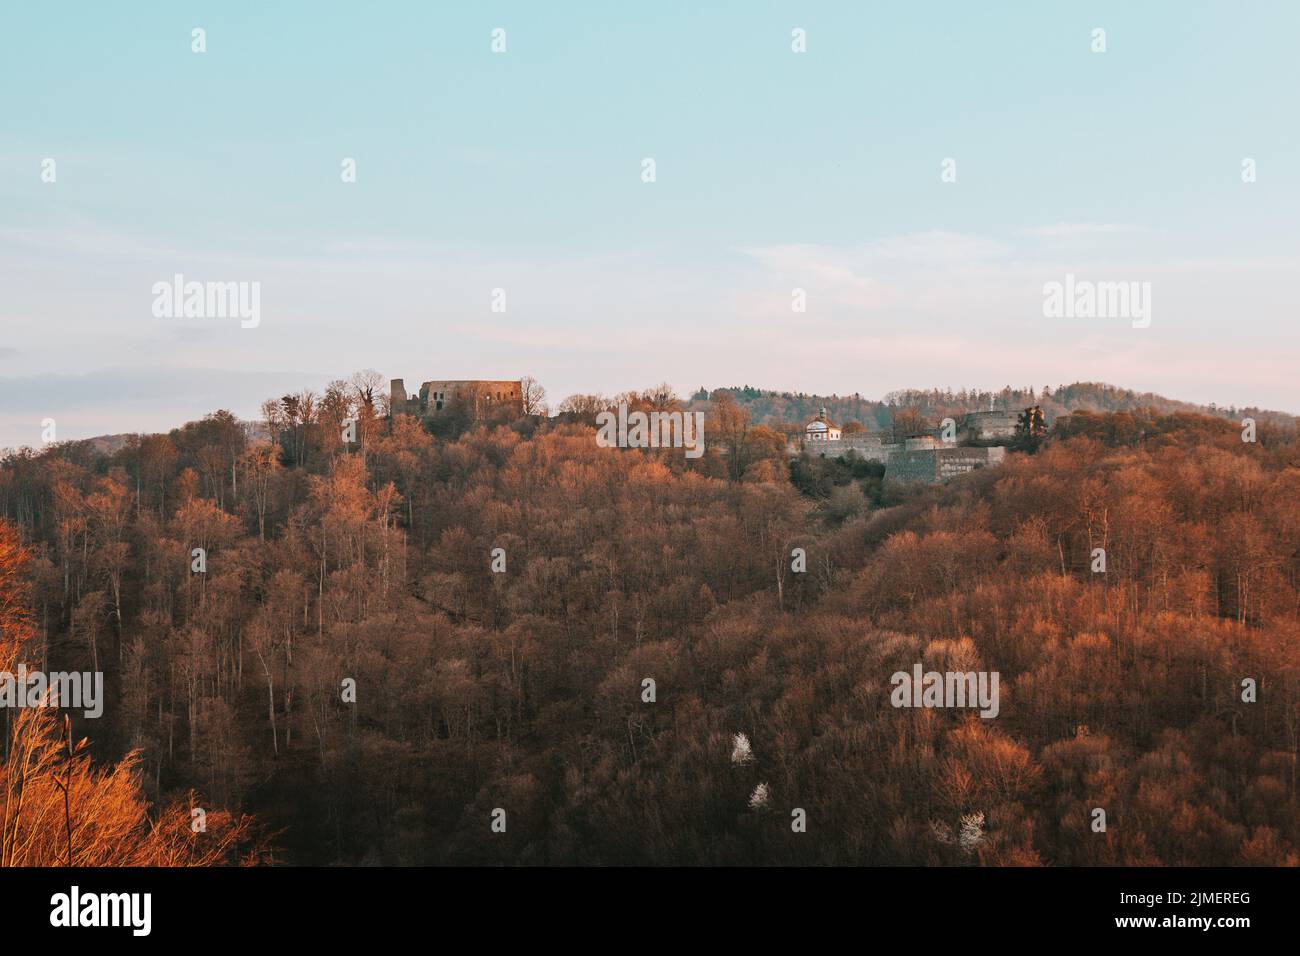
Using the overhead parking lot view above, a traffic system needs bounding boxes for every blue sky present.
[2,1,1298,447]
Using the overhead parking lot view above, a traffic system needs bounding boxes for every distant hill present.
[690,382,1298,433]
[73,418,271,457]
[59,381,1299,454]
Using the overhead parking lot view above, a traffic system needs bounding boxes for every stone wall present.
[885,445,1005,484]
[390,379,523,420]
[801,431,897,462]
[958,411,1018,443]
[795,409,1022,484]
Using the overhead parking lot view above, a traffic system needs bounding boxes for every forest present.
[700,381,1299,438]
[0,379,1297,865]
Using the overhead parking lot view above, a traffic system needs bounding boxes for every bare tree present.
[350,369,388,416]
[557,393,609,425]
[520,376,548,417]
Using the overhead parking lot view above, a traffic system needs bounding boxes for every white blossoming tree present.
[730,732,755,765]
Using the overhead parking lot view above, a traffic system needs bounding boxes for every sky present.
[2,1,1298,449]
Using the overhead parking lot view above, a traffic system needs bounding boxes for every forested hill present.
[0,390,1297,865]
[22,381,1293,460]
[694,381,1298,432]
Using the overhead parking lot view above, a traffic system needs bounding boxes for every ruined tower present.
[389,378,524,421]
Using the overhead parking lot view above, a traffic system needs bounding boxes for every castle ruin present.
[390,378,523,422]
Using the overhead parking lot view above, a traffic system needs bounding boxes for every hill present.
[0,385,1297,865]
[693,381,1299,433]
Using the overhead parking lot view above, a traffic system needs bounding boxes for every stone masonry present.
[795,408,1022,484]
[391,379,523,421]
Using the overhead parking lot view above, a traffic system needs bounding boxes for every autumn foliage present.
[0,520,261,866]
[0,388,1296,865]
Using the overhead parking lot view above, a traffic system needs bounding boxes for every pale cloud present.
[735,231,1300,412]
[741,231,1012,279]
[0,221,188,260]
[1023,222,1138,238]
[1,220,1296,450]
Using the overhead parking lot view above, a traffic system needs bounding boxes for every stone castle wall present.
[797,431,897,462]
[885,445,1006,484]
[958,411,1018,443]
[796,409,1022,485]
[391,378,523,420]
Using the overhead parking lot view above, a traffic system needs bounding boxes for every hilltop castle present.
[390,378,523,421]
[797,407,1020,484]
